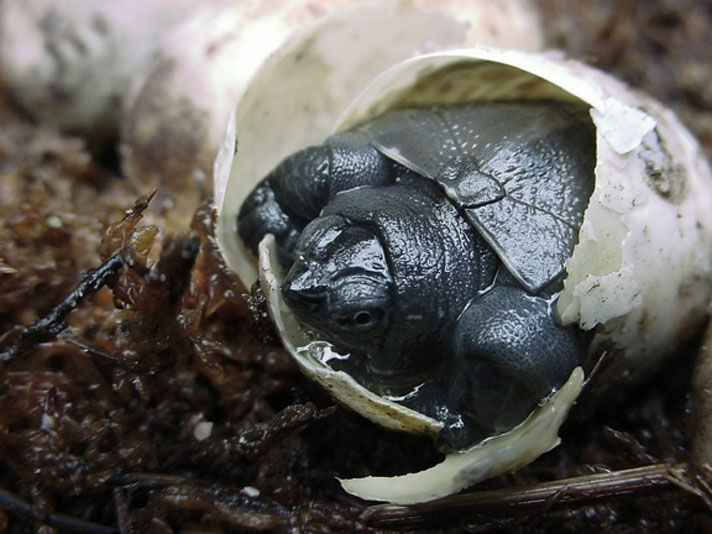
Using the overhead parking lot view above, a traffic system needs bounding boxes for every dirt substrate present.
[1,0,711,532]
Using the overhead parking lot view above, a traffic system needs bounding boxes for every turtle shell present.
[355,101,596,292]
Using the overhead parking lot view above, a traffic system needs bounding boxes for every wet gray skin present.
[238,101,595,451]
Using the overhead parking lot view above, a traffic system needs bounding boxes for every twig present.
[111,473,292,531]
[0,486,117,534]
[111,472,199,488]
[666,463,712,510]
[232,403,336,459]
[59,334,169,373]
[362,463,685,529]
[113,488,134,534]
[0,252,124,361]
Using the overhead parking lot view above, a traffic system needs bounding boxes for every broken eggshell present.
[122,0,541,226]
[215,42,712,507]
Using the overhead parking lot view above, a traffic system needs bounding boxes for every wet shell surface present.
[214,13,712,505]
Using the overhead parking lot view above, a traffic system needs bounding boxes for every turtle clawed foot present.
[237,181,302,267]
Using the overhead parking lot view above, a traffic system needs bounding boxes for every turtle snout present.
[282,267,326,313]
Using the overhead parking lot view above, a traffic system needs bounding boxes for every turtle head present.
[282,215,394,354]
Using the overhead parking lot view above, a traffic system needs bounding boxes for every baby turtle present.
[238,100,595,451]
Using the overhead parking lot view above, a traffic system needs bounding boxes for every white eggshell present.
[0,0,196,141]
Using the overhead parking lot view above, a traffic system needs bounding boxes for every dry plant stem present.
[113,488,134,534]
[362,463,686,529]
[0,486,117,534]
[0,252,125,362]
[112,474,292,531]
[691,321,712,469]
[233,403,336,459]
[59,334,168,373]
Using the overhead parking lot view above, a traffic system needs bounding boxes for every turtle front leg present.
[437,282,586,452]
[237,131,395,266]
[238,181,303,267]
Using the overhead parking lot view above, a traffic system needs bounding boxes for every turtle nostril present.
[282,273,326,310]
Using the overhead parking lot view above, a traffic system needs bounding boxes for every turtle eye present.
[354,311,374,325]
[336,308,384,333]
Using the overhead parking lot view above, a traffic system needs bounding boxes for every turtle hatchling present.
[216,37,712,503]
[237,100,595,451]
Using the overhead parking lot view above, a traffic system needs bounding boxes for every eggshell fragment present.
[339,369,584,504]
